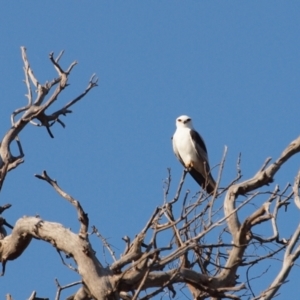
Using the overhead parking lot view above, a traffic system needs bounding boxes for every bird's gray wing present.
[189,129,216,194]
[189,129,210,171]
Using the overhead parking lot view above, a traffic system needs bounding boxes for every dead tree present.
[0,48,300,300]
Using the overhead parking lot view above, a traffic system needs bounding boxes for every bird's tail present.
[189,169,216,195]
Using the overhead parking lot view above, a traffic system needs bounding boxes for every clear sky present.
[0,2,300,299]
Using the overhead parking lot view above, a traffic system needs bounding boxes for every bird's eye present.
[187,118,191,122]
[178,119,182,122]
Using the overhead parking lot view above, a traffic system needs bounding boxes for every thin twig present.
[92,226,117,262]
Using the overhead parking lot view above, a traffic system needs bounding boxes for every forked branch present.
[0,47,97,191]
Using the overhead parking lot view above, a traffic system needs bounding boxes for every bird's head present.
[176,115,194,129]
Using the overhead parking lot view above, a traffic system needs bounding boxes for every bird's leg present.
[185,161,194,171]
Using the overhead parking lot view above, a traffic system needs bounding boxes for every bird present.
[172,115,216,194]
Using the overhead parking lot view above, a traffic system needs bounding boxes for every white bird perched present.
[172,115,216,194]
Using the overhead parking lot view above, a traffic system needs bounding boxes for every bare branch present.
[111,232,145,271]
[56,249,78,273]
[0,48,97,190]
[169,169,188,204]
[163,168,171,203]
[207,145,228,226]
[92,226,117,262]
[293,169,300,209]
[54,278,82,300]
[35,171,88,238]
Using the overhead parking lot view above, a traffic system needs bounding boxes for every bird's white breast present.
[173,128,198,165]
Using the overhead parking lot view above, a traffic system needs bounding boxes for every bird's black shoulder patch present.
[190,130,208,153]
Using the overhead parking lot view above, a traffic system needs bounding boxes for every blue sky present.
[0,2,300,299]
